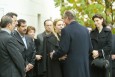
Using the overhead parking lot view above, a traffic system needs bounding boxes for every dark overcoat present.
[53,21,92,77]
[90,27,112,77]
[43,34,62,77]
[34,32,48,76]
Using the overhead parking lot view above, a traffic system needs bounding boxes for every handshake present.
[50,50,67,61]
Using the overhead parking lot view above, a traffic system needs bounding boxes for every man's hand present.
[59,54,67,61]
[25,65,29,72]
[25,63,34,72]
[36,55,42,61]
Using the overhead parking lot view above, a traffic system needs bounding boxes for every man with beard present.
[12,19,36,77]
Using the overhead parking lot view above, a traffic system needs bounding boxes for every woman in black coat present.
[90,14,112,77]
[43,19,65,77]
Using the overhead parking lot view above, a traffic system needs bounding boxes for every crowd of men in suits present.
[0,11,115,77]
[0,12,37,77]
[0,12,60,77]
[0,11,91,77]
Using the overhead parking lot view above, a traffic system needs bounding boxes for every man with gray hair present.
[5,12,18,27]
[0,15,25,77]
[50,10,92,77]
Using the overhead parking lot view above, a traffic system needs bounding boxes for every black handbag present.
[91,50,110,68]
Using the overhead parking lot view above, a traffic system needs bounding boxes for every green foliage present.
[67,0,75,3]
[54,0,61,7]
[54,0,115,33]
[112,28,115,34]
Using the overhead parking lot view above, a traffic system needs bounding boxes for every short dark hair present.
[6,12,18,18]
[17,19,26,27]
[44,19,52,26]
[63,10,76,20]
[92,14,107,27]
[26,26,36,34]
[0,15,12,28]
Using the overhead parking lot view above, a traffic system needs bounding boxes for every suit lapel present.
[13,30,25,46]
[42,32,46,37]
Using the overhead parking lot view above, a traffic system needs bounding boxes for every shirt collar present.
[16,30,25,38]
[1,28,11,34]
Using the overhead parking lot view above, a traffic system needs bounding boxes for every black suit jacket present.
[12,30,36,65]
[0,30,25,77]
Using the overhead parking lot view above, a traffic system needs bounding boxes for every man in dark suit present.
[50,10,92,77]
[37,19,53,58]
[0,15,25,77]
[35,19,53,77]
[12,19,36,77]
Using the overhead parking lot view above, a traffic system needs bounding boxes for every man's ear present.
[7,23,12,28]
